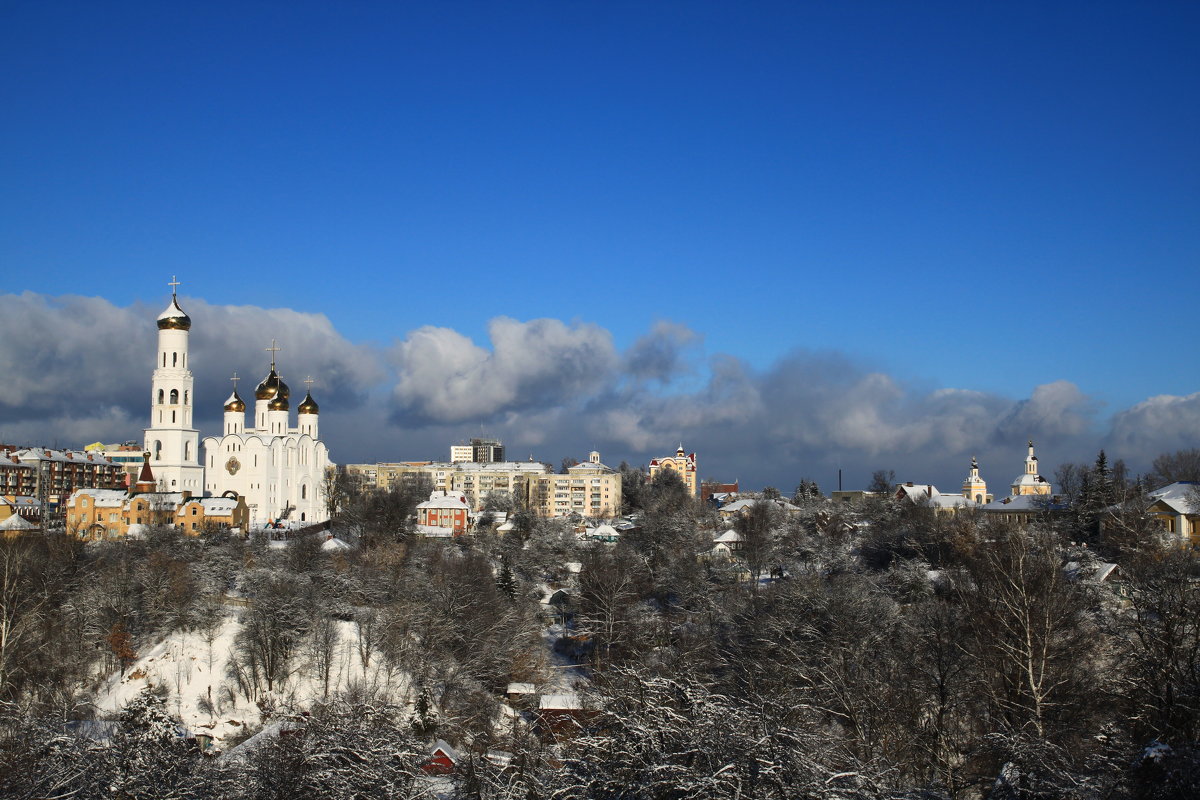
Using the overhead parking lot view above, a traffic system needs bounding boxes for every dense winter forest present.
[3,450,1200,799]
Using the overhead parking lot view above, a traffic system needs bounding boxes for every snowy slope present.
[92,613,410,744]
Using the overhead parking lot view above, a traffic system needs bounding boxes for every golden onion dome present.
[267,375,290,410]
[297,391,319,415]
[255,369,281,400]
[223,390,246,413]
[156,296,191,330]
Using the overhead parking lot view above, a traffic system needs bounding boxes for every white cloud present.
[389,317,617,423]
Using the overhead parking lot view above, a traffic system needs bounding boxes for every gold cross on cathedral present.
[265,339,281,369]
[304,375,314,391]
[230,372,240,390]
[168,275,181,296]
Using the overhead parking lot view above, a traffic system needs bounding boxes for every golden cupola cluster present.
[156,295,191,330]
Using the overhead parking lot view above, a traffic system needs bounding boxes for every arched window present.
[301,484,307,500]
[172,352,178,367]
[183,390,188,405]
[158,389,164,404]
[184,442,190,460]
[170,389,179,404]
[162,353,166,367]
[153,440,162,460]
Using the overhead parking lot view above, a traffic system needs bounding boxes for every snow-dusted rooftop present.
[1149,481,1200,515]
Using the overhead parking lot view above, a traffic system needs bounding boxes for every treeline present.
[2,454,1200,798]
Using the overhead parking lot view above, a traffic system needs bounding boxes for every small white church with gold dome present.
[141,279,332,527]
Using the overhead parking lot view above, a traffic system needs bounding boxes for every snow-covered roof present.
[430,739,459,761]
[418,492,470,510]
[0,514,37,531]
[1149,481,1200,515]
[569,460,614,474]
[1011,473,1051,489]
[895,484,938,502]
[496,520,515,532]
[453,461,550,474]
[591,523,618,537]
[714,529,743,543]
[928,494,977,509]
[540,693,582,710]
[416,524,455,538]
[0,495,40,510]
[11,447,112,465]
[507,682,536,695]
[320,536,351,552]
[71,488,128,508]
[199,497,238,514]
[982,494,1067,512]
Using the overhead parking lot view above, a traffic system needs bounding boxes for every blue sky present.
[2,2,1198,490]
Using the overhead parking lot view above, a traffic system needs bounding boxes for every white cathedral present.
[143,280,332,526]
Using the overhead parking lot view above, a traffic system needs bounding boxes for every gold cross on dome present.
[230,372,240,390]
[265,339,281,369]
[168,276,181,296]
[304,375,314,390]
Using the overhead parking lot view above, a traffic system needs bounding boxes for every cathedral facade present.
[202,353,331,526]
[142,280,332,527]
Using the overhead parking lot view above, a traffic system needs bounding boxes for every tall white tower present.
[143,277,204,492]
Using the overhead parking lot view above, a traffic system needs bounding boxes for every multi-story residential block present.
[649,444,698,497]
[0,446,124,513]
[84,441,146,487]
[530,452,621,519]
[367,454,620,518]
[450,461,550,510]
[376,462,442,491]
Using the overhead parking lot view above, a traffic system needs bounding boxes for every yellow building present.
[366,455,620,517]
[65,489,249,539]
[530,452,621,518]
[648,444,698,497]
[961,456,993,504]
[1011,440,1052,496]
[65,456,248,539]
[1146,482,1200,547]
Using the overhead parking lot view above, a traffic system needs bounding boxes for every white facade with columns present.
[143,288,204,492]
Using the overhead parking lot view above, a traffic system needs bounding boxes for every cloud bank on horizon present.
[2,291,1197,492]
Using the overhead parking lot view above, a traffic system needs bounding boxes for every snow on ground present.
[93,611,410,745]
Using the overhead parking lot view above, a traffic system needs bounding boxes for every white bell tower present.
[143,277,204,492]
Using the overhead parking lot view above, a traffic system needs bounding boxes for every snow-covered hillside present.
[93,611,408,744]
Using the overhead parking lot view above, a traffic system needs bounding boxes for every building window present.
[172,352,178,367]
[158,389,164,404]
[170,389,179,404]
